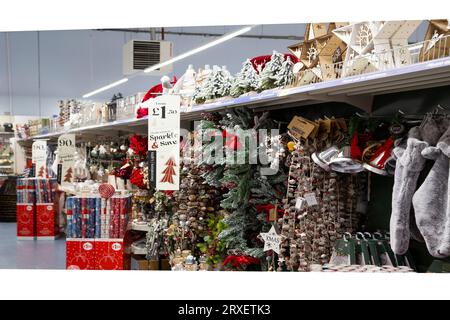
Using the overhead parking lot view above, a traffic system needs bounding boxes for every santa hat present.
[250,54,299,74]
[141,76,178,103]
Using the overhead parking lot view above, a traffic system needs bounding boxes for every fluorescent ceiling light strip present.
[82,78,129,98]
[144,25,255,73]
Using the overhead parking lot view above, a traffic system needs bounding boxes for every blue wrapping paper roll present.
[74,197,82,238]
[66,197,74,238]
[95,197,102,239]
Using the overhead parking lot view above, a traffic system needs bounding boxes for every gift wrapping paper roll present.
[91,197,97,238]
[90,197,97,238]
[66,197,74,238]
[74,197,82,238]
[109,197,116,238]
[111,197,120,238]
[17,178,36,204]
[101,198,107,238]
[119,197,126,239]
[105,199,111,238]
[101,199,105,239]
[36,179,44,203]
[81,197,88,238]
[95,197,102,239]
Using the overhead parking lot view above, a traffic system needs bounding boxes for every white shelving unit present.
[16,56,450,143]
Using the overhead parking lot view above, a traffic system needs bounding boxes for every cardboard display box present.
[17,204,35,240]
[36,203,59,240]
[66,239,96,270]
[66,238,131,270]
[95,239,127,270]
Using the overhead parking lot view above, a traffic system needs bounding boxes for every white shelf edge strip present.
[18,56,450,142]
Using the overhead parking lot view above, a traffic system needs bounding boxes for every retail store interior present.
[1,21,450,272]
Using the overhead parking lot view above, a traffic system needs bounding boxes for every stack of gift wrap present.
[16,178,36,204]
[66,195,131,239]
[35,178,57,204]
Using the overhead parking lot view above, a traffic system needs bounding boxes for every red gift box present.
[66,239,96,270]
[95,239,128,270]
[17,204,36,240]
[36,203,59,240]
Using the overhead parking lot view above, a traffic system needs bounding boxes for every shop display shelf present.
[131,222,151,232]
[131,244,147,255]
[16,55,450,142]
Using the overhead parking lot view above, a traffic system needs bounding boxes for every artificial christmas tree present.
[193,67,234,104]
[274,57,295,87]
[230,59,260,98]
[216,108,288,267]
[258,51,286,91]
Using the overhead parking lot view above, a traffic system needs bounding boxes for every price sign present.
[57,134,76,186]
[146,95,181,190]
[32,140,47,178]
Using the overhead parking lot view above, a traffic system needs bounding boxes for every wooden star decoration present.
[333,21,422,74]
[260,225,282,255]
[420,19,450,61]
[289,22,349,83]
[373,20,421,68]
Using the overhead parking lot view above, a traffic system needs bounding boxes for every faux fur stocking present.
[390,121,442,255]
[412,127,450,258]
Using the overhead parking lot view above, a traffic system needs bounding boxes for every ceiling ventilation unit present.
[123,40,173,76]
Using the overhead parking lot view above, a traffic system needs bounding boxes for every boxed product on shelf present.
[15,123,30,139]
[116,92,146,120]
[28,118,51,136]
[80,102,101,126]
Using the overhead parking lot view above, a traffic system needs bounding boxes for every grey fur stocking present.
[390,130,428,255]
[390,121,442,255]
[412,127,450,258]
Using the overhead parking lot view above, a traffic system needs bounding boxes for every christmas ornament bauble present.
[99,183,115,199]
[287,141,296,152]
